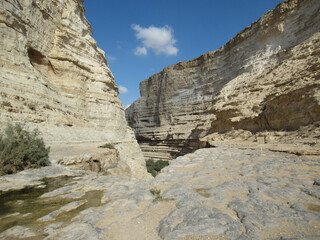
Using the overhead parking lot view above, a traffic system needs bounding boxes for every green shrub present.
[146,159,169,177]
[150,189,161,197]
[146,160,157,177]
[154,160,169,171]
[0,123,50,175]
[98,143,115,150]
[150,188,162,201]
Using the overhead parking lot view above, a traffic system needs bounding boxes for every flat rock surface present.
[0,147,319,239]
[0,165,83,192]
[153,147,320,240]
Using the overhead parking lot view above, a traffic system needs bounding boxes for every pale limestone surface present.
[0,147,319,239]
[0,0,148,179]
[57,147,120,173]
[126,0,320,160]
[0,0,319,238]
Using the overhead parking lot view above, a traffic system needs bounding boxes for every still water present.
[0,176,103,235]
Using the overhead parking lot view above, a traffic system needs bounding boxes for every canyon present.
[126,0,320,161]
[0,0,319,239]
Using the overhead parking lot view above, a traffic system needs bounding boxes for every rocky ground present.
[0,146,319,239]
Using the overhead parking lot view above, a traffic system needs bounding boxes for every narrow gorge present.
[0,0,319,239]
[126,0,320,161]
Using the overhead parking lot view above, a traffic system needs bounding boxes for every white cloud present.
[119,85,128,94]
[134,46,147,56]
[132,24,178,56]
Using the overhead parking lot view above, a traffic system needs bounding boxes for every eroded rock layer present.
[126,0,320,160]
[0,0,148,179]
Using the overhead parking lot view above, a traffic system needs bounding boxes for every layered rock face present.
[126,0,320,160]
[0,0,148,179]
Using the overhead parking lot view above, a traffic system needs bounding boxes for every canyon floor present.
[0,145,319,240]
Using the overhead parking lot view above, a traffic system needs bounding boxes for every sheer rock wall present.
[126,0,320,160]
[0,0,148,179]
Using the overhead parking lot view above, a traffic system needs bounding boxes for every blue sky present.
[83,0,283,108]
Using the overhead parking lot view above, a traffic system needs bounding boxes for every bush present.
[150,189,162,201]
[0,123,50,175]
[146,159,169,177]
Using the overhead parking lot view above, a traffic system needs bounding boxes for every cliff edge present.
[126,0,320,160]
[0,0,149,179]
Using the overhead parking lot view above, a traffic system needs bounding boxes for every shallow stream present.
[0,175,103,235]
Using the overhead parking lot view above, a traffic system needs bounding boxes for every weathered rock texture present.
[58,148,119,173]
[0,147,319,239]
[126,0,320,160]
[0,0,148,179]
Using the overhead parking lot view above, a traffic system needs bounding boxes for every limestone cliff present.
[126,0,320,160]
[0,0,148,179]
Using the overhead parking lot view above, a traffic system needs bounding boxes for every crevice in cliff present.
[49,56,93,73]
[0,18,26,36]
[48,60,56,75]
[10,0,23,10]
[28,47,46,67]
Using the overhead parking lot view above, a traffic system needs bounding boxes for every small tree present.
[0,123,50,175]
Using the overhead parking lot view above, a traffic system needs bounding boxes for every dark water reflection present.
[0,176,103,234]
